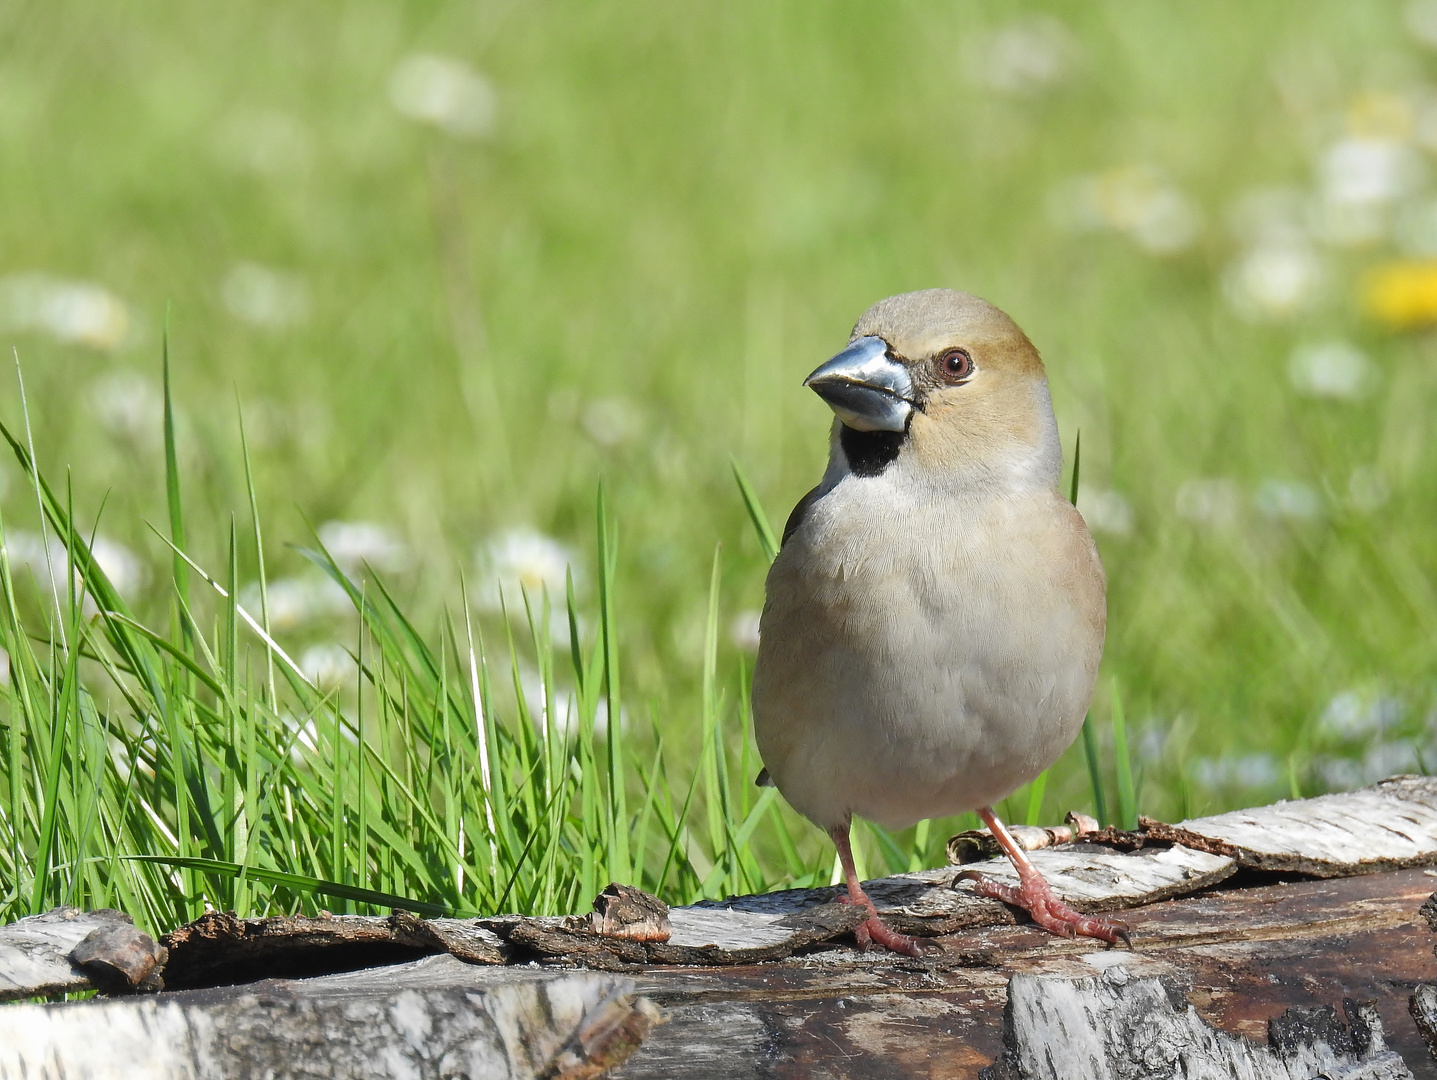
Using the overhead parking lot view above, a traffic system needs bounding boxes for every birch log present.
[0,954,660,1080]
[985,955,1414,1080]
[149,844,1233,984]
[1160,775,1437,876]
[692,843,1236,940]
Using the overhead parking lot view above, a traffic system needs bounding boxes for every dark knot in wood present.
[583,883,672,943]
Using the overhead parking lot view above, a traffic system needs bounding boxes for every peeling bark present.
[722,842,1236,939]
[69,921,167,993]
[1165,776,1437,876]
[584,884,672,943]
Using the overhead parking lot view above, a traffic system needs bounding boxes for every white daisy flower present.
[475,528,579,611]
[1287,341,1376,400]
[0,274,130,349]
[318,521,410,573]
[389,54,495,139]
[222,263,309,329]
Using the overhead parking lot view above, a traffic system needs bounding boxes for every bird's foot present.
[957,869,1131,947]
[838,895,926,957]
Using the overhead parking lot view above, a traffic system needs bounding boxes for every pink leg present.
[957,807,1131,947]
[830,824,925,957]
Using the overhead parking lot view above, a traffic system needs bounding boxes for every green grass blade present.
[1067,431,1109,825]
[596,485,629,884]
[1023,771,1048,827]
[1111,678,1137,830]
[29,626,78,913]
[161,314,191,647]
[731,459,779,563]
[121,856,470,918]
[236,400,278,711]
[1081,716,1108,826]
[907,818,931,873]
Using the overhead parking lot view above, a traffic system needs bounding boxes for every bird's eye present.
[937,348,973,383]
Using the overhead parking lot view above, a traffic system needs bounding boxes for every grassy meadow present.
[3,1,1437,930]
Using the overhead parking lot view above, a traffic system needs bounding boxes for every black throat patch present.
[839,426,905,477]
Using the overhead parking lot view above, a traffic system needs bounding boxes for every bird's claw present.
[956,869,1132,948]
[838,895,926,957]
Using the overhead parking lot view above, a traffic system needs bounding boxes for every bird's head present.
[804,289,1060,487]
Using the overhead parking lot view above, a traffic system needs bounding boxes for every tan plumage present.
[752,289,1123,954]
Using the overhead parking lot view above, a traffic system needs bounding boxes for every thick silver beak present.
[803,336,914,433]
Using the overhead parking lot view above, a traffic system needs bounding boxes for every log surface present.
[609,868,1437,1079]
[3,869,1433,1078]
[0,907,150,1002]
[0,956,656,1080]
[1166,776,1437,876]
[688,842,1236,939]
[7,778,1437,1077]
[145,844,1237,985]
[989,961,1414,1080]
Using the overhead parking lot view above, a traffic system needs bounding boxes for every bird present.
[751,288,1124,956]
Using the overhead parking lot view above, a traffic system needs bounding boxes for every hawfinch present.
[752,289,1124,955]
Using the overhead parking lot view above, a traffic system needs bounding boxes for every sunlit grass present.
[0,367,851,931]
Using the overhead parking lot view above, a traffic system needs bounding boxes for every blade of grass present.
[236,401,278,711]
[1023,771,1048,827]
[1067,431,1110,825]
[596,485,629,885]
[731,459,779,562]
[122,856,471,918]
[1082,717,1108,826]
[907,818,931,873]
[1111,678,1137,830]
[162,314,191,650]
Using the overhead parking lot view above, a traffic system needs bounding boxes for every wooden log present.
[611,869,1437,1078]
[702,842,1236,939]
[144,777,1437,984]
[985,957,1414,1079]
[160,909,508,990]
[0,907,160,1002]
[2,870,1437,1077]
[10,781,1437,1076]
[0,955,661,1080]
[1153,775,1437,876]
[145,844,1231,986]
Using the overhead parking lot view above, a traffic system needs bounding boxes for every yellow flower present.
[1362,261,1437,329]
[1346,90,1413,141]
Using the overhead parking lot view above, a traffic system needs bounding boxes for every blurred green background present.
[3,0,1437,833]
